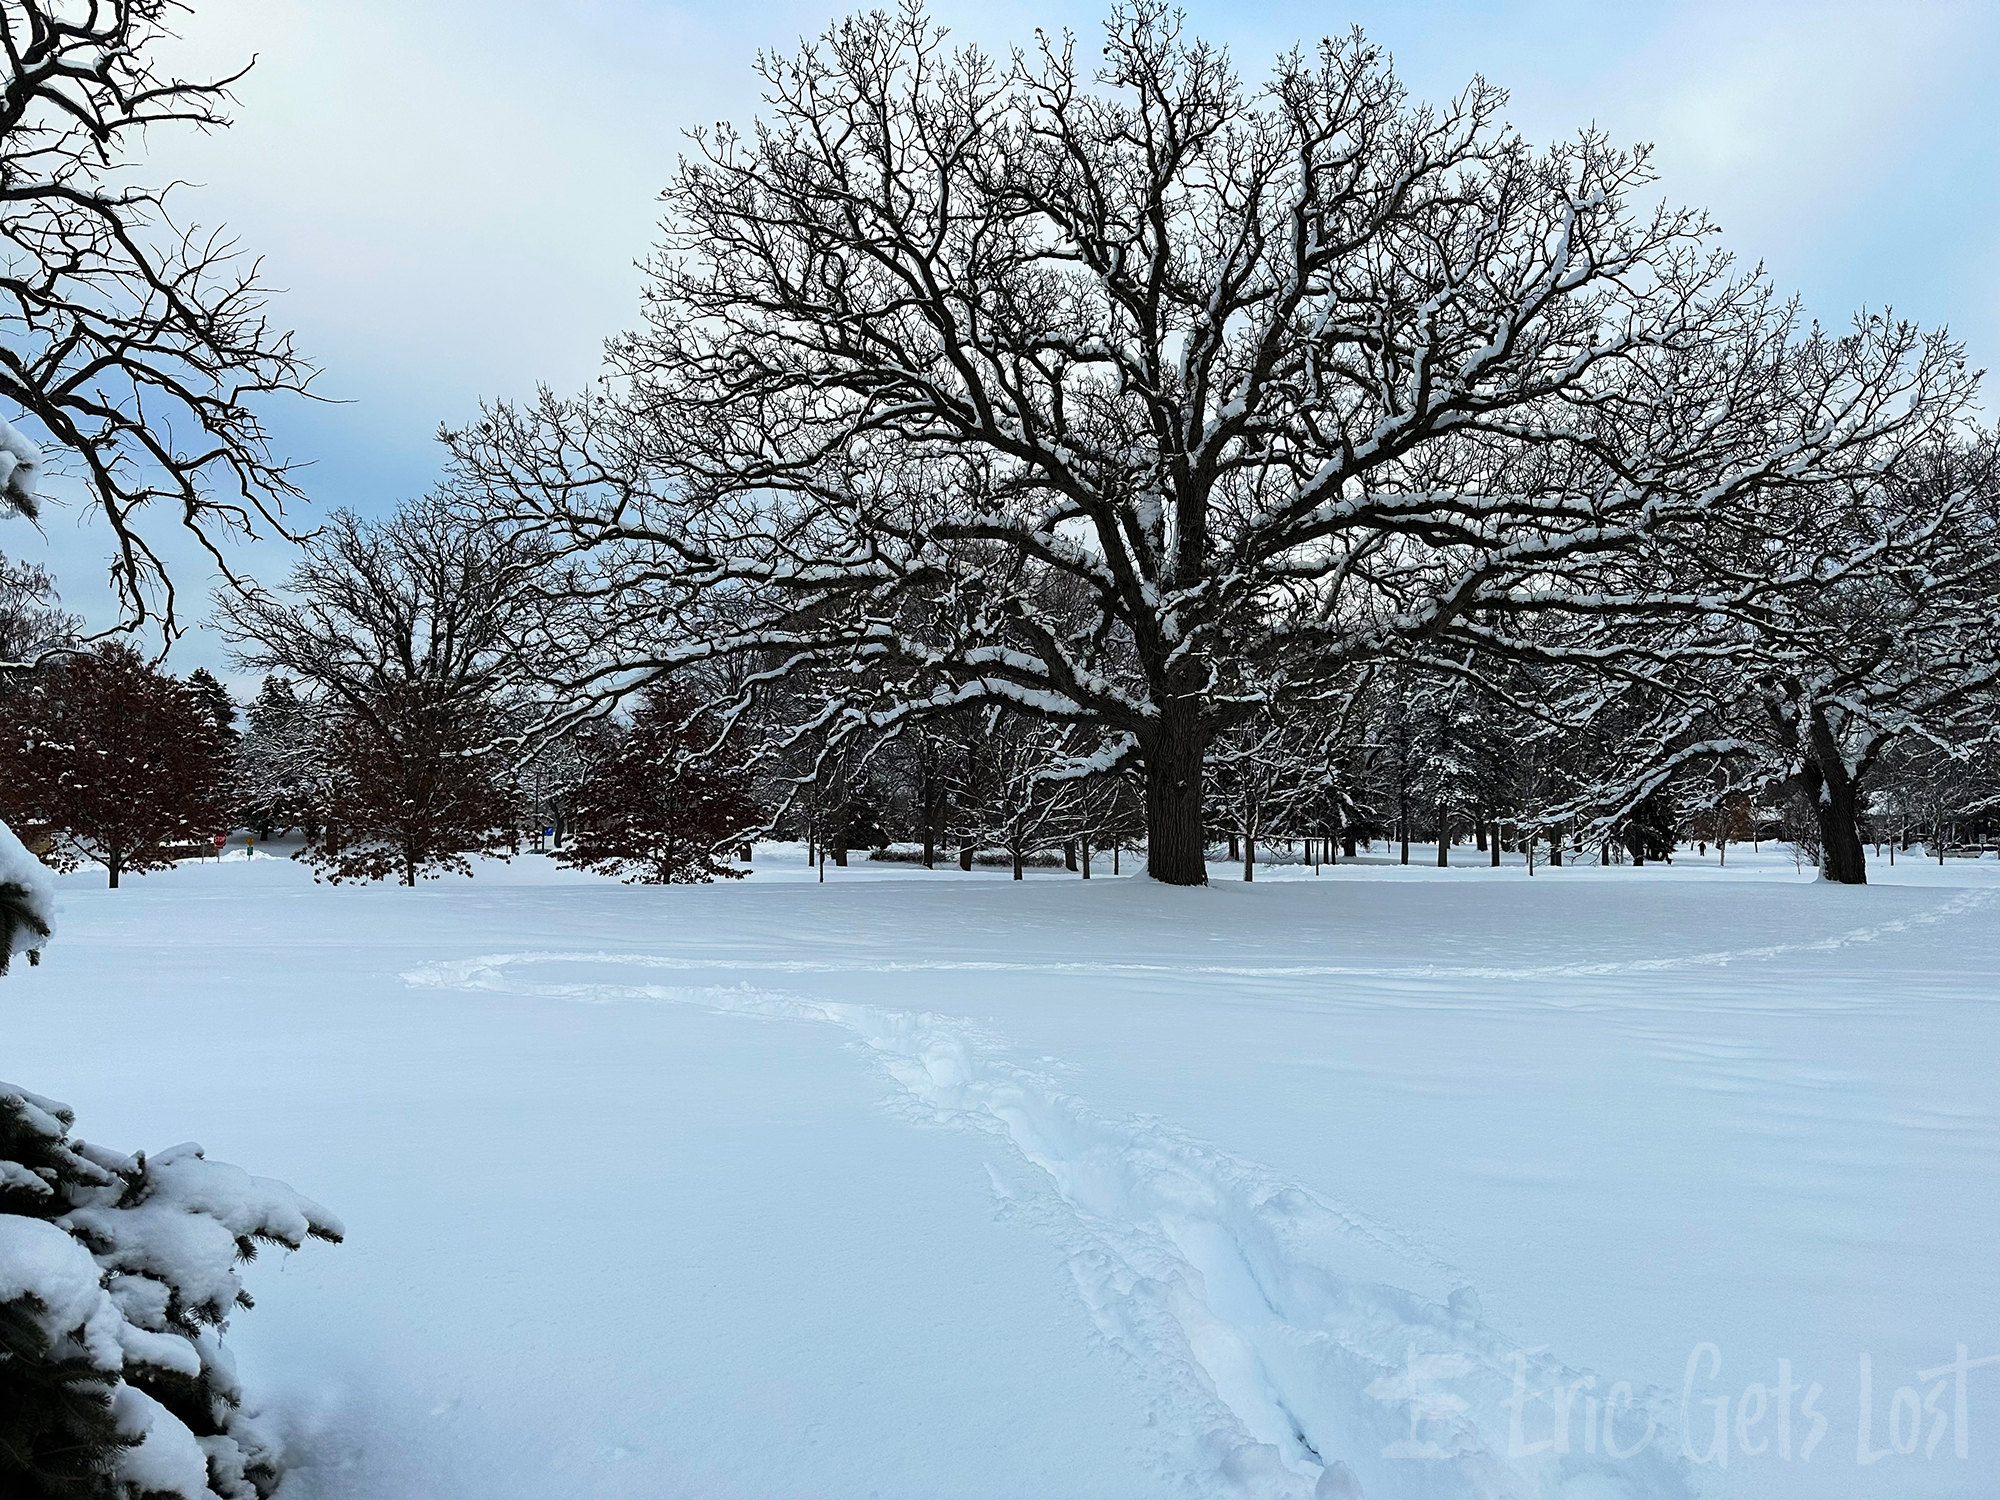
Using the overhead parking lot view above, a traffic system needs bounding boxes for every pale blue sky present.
[15,0,1998,674]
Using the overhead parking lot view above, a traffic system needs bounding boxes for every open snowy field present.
[8,846,1996,1500]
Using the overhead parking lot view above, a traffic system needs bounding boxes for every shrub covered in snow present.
[0,817,55,973]
[0,1082,342,1499]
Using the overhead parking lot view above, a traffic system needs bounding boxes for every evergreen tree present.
[184,669,239,743]
[233,676,333,841]
[557,688,758,883]
[0,646,232,887]
[0,1082,342,1500]
[0,820,52,973]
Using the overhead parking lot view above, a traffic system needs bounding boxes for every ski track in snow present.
[407,953,1700,1500]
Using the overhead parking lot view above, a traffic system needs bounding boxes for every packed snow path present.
[9,848,1997,1498]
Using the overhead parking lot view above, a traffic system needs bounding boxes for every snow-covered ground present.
[7,844,1996,1499]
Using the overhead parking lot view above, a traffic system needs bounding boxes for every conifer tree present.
[0,1082,342,1499]
[184,669,240,743]
[233,676,333,841]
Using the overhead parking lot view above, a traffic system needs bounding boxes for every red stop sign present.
[214,835,227,848]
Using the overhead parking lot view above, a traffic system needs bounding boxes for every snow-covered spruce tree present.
[446,2,1971,886]
[0,816,52,972]
[557,687,759,883]
[231,676,336,842]
[0,1081,343,1500]
[0,645,233,887]
[184,671,239,745]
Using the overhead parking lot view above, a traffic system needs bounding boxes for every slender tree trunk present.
[1436,804,1449,867]
[1012,846,1024,880]
[922,826,935,869]
[1548,830,1562,868]
[1143,712,1208,886]
[1243,830,1254,882]
[107,856,120,890]
[1475,819,1487,852]
[1081,837,1091,879]
[1490,828,1501,868]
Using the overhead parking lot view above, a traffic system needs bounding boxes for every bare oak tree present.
[451,2,1970,883]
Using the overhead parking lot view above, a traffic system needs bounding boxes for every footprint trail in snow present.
[407,953,1697,1500]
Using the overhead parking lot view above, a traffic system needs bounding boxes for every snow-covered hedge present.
[0,1082,342,1499]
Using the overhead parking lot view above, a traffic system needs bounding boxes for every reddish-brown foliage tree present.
[305,688,513,887]
[0,645,231,887]
[556,690,758,884]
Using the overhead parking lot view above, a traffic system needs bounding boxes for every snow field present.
[5,846,1995,1498]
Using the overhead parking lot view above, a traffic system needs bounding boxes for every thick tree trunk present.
[1816,795,1866,882]
[107,857,120,890]
[1143,713,1208,886]
[922,828,934,869]
[1805,713,1867,884]
[1226,832,1239,862]
[959,844,974,872]
[831,846,848,867]
[1063,840,1077,872]
[1012,847,1024,880]
[1342,832,1356,859]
